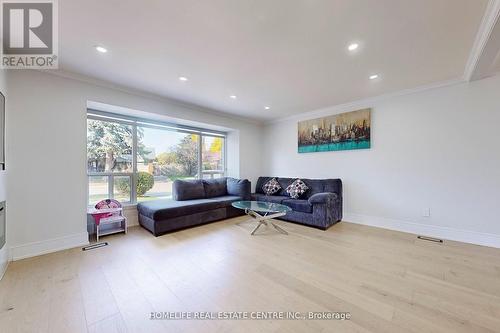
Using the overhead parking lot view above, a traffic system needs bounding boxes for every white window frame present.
[87,110,227,206]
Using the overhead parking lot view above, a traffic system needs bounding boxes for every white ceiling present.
[491,21,500,74]
[59,0,488,121]
[494,55,500,73]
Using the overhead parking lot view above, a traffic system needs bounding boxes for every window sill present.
[122,203,138,209]
[87,202,137,210]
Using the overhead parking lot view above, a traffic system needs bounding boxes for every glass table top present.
[231,201,292,213]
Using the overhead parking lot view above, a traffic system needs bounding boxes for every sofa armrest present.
[309,192,343,227]
[308,192,338,205]
[227,178,251,200]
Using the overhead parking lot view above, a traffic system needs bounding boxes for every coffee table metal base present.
[245,209,288,235]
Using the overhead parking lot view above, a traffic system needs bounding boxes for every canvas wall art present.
[298,108,371,153]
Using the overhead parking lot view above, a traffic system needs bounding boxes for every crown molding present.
[463,0,500,81]
[265,77,466,125]
[36,69,263,126]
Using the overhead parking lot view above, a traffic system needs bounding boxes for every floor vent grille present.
[417,235,443,243]
[82,242,108,251]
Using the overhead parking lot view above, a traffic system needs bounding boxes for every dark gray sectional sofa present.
[137,177,251,236]
[252,177,343,229]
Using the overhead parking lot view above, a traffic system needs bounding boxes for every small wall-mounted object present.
[0,201,5,250]
[422,207,431,217]
[0,92,4,170]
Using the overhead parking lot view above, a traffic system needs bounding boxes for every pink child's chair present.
[93,199,128,241]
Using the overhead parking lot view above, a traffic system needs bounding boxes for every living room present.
[1,1,500,332]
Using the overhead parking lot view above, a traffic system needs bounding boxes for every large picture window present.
[201,136,224,179]
[136,126,199,202]
[87,111,226,205]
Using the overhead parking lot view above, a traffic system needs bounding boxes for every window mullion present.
[109,175,114,199]
[198,135,202,179]
[132,124,138,203]
[223,139,227,176]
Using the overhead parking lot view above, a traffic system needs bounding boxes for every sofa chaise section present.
[138,177,250,236]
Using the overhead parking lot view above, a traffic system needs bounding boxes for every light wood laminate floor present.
[1,217,500,333]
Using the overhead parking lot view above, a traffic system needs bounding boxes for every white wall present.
[263,75,500,247]
[0,70,8,276]
[6,70,263,259]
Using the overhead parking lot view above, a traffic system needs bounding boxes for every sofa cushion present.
[138,198,226,220]
[227,178,251,199]
[203,178,227,198]
[252,193,288,204]
[208,195,243,206]
[282,199,313,214]
[139,207,230,236]
[301,179,341,199]
[137,195,244,221]
[277,178,294,196]
[173,179,205,200]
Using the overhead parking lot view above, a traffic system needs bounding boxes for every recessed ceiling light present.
[264,106,270,110]
[369,74,379,80]
[179,76,188,82]
[230,95,237,99]
[347,43,359,51]
[95,46,108,53]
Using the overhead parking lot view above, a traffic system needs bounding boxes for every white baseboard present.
[123,205,139,227]
[9,232,89,261]
[344,213,500,249]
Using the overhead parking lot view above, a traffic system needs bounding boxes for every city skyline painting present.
[298,108,371,153]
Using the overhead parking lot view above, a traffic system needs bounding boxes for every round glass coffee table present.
[232,201,292,235]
